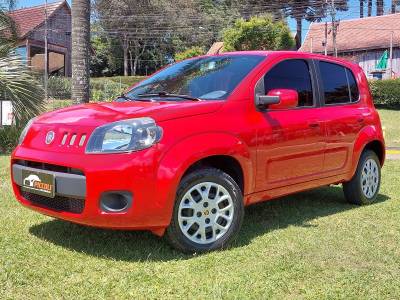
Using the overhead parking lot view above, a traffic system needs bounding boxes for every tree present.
[0,0,17,11]
[0,9,44,125]
[360,0,365,17]
[282,1,348,49]
[95,0,167,76]
[368,0,372,16]
[376,0,384,15]
[71,0,91,103]
[223,15,295,51]
[94,0,229,76]
[391,0,400,13]
[175,47,205,61]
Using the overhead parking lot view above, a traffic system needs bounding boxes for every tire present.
[343,150,381,205]
[166,168,244,253]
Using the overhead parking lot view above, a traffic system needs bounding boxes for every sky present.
[15,0,393,40]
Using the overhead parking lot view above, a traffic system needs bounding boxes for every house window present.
[15,47,27,63]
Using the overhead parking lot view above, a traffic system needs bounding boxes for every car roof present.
[203,50,358,68]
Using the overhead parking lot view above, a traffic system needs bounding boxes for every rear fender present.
[348,125,385,180]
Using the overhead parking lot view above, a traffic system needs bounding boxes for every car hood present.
[35,100,224,126]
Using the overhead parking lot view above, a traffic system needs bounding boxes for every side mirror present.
[267,89,298,110]
[255,93,280,110]
[255,89,299,110]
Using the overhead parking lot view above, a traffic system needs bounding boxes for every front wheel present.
[166,168,244,253]
[343,150,381,205]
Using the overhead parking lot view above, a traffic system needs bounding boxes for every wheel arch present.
[363,140,385,166]
[182,155,245,194]
[153,132,254,229]
[349,125,385,180]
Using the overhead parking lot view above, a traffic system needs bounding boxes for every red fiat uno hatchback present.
[11,52,385,252]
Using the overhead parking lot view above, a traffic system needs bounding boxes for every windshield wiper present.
[137,92,201,101]
[115,93,153,102]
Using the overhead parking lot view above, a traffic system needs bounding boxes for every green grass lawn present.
[378,108,400,147]
[0,155,399,299]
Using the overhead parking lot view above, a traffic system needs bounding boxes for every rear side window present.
[264,59,314,107]
[319,61,359,104]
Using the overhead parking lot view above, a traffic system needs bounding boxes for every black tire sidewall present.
[166,168,244,253]
[353,150,381,204]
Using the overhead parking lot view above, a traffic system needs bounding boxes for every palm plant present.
[0,8,44,126]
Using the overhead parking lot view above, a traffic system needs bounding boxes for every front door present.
[255,59,326,192]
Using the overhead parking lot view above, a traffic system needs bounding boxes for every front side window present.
[125,55,265,101]
[263,59,314,107]
[319,61,359,104]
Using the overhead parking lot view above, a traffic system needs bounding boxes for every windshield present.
[125,55,265,101]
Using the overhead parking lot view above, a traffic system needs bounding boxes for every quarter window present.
[319,61,359,104]
[346,68,360,102]
[263,59,314,107]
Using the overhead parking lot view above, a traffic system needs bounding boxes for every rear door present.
[315,60,364,175]
[255,59,326,192]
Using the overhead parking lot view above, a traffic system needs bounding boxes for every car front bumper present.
[11,146,173,235]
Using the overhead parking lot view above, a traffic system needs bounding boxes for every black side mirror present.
[255,94,280,110]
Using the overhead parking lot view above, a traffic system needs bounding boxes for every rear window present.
[319,61,359,105]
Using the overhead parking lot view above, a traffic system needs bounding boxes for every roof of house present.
[8,1,70,38]
[299,13,400,53]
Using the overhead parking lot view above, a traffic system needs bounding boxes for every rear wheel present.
[343,150,381,205]
[166,168,244,253]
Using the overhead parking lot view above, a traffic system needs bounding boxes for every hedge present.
[45,76,145,102]
[369,79,400,107]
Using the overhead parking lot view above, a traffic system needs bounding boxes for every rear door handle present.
[357,117,364,123]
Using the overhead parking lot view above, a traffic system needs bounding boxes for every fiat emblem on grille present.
[45,131,55,144]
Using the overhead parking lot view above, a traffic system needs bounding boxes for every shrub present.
[47,76,72,99]
[223,15,295,51]
[90,79,128,102]
[369,79,400,107]
[45,76,145,101]
[175,47,206,61]
[0,126,22,154]
[107,76,144,87]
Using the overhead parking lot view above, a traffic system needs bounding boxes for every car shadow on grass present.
[29,185,389,261]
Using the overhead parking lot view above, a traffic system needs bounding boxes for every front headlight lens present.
[18,118,36,145]
[85,117,163,154]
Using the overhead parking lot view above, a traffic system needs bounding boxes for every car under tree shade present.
[11,51,385,253]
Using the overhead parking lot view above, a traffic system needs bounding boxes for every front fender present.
[153,132,254,226]
[348,125,385,180]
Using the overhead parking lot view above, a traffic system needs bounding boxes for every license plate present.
[21,169,55,198]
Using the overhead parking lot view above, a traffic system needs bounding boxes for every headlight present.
[85,117,163,154]
[18,118,36,145]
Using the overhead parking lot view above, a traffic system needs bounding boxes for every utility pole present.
[390,31,394,78]
[44,0,48,101]
[328,0,339,57]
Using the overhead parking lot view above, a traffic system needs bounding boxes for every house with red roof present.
[9,1,71,76]
[299,13,400,80]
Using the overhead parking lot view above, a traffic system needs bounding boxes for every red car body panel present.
[10,51,385,236]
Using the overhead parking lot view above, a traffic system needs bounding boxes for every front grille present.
[21,191,85,214]
[15,160,84,176]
